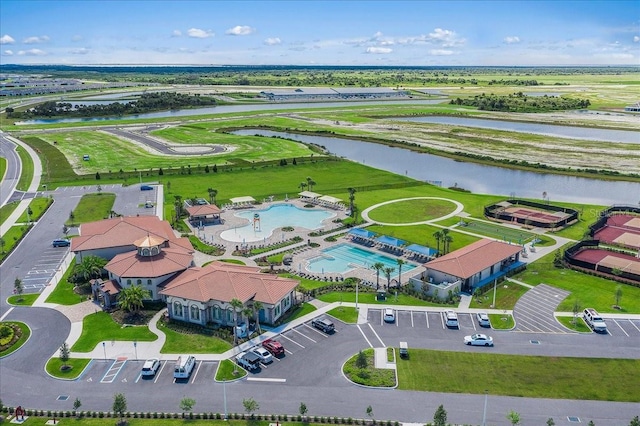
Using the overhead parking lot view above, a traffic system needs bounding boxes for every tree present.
[629,415,640,426]
[59,342,70,369]
[442,228,452,254]
[112,393,127,425]
[118,285,150,316]
[553,249,563,267]
[546,418,555,426]
[506,410,521,425]
[207,188,218,205]
[396,258,406,288]
[299,181,307,192]
[13,277,24,301]
[571,298,581,325]
[242,397,259,417]
[433,230,443,254]
[383,266,395,290]
[73,397,82,417]
[433,404,447,426]
[174,195,183,223]
[306,177,316,191]
[242,306,254,335]
[0,236,5,254]
[587,421,595,426]
[74,255,107,282]
[69,210,75,226]
[230,298,244,347]
[372,262,384,290]
[179,397,196,416]
[299,402,308,421]
[348,187,356,215]
[366,405,373,420]
[252,301,263,334]
[62,225,69,236]
[97,184,102,194]
[355,350,367,369]
[614,285,623,309]
[95,172,101,180]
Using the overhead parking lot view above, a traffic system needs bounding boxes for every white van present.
[583,308,608,333]
[444,310,459,328]
[173,355,196,379]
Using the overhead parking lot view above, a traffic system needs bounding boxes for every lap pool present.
[220,203,335,243]
[307,243,417,275]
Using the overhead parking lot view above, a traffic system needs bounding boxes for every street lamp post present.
[223,379,228,420]
[102,342,106,361]
[133,341,137,360]
[355,278,359,311]
[481,390,488,426]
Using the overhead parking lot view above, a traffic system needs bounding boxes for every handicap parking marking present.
[280,332,305,349]
[612,319,630,337]
[101,357,128,383]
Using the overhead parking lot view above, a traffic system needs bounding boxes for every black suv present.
[311,317,335,333]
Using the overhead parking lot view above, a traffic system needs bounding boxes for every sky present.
[1,0,639,66]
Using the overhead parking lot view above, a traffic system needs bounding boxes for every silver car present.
[476,312,491,327]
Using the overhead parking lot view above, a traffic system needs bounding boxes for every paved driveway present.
[512,284,571,333]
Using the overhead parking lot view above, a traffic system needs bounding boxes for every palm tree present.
[229,298,244,347]
[347,187,356,214]
[396,259,406,288]
[252,301,263,334]
[242,306,253,335]
[383,266,395,290]
[299,182,307,192]
[432,230,443,254]
[207,188,218,205]
[75,255,107,282]
[443,235,453,254]
[372,262,384,290]
[118,285,150,316]
[306,177,316,192]
[174,195,183,223]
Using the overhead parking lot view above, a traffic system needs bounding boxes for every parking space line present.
[613,320,630,337]
[440,312,445,329]
[246,377,286,382]
[154,361,167,383]
[297,327,319,342]
[190,361,203,384]
[280,333,305,348]
[367,323,385,347]
[628,320,640,333]
[425,312,429,328]
[135,371,143,383]
[284,349,294,355]
[410,311,414,328]
[470,313,477,331]
[357,325,373,348]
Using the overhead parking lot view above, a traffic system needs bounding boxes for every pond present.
[232,129,639,205]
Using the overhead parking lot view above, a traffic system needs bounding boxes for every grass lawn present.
[318,291,450,307]
[215,359,247,381]
[397,349,640,401]
[387,347,394,362]
[327,306,358,323]
[0,224,31,263]
[0,200,19,227]
[279,273,333,292]
[67,193,116,225]
[45,357,92,380]
[282,302,316,322]
[158,321,232,354]
[343,348,396,387]
[16,197,53,223]
[366,198,458,224]
[2,419,317,426]
[556,315,591,333]
[45,263,86,305]
[71,312,157,352]
[469,281,530,310]
[488,313,514,330]
[513,249,640,314]
[7,293,39,306]
[16,145,34,191]
[0,321,31,357]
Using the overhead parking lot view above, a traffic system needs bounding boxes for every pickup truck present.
[235,351,261,371]
[262,339,284,356]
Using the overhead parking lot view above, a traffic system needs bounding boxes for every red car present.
[262,339,284,356]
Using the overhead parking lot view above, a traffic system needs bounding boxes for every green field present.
[67,193,116,225]
[364,198,458,224]
[71,312,157,352]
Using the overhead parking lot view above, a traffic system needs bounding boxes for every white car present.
[383,308,395,323]
[141,358,160,376]
[252,346,274,364]
[464,334,494,347]
[476,312,491,328]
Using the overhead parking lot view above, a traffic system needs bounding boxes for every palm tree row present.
[432,228,453,255]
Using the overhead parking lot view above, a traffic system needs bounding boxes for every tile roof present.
[159,261,299,305]
[425,239,522,279]
[71,216,186,252]
[105,247,194,278]
[186,204,221,216]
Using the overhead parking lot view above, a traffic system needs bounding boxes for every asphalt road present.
[0,132,22,206]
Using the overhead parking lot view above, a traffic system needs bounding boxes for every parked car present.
[444,310,459,328]
[140,185,154,191]
[399,341,409,359]
[383,308,395,323]
[52,238,71,247]
[311,317,335,333]
[173,355,196,378]
[477,312,491,328]
[583,308,608,333]
[141,358,160,377]
[464,334,494,346]
[144,201,154,208]
[262,339,285,357]
[252,347,274,364]
[235,351,261,371]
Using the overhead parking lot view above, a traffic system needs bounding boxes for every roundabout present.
[361,197,464,226]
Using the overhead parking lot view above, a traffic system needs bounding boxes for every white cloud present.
[378,40,394,46]
[71,35,83,42]
[429,49,454,56]
[18,49,46,56]
[23,35,50,44]
[187,28,214,38]
[634,36,640,43]
[264,37,281,45]
[504,36,520,44]
[70,47,90,55]
[427,28,464,47]
[0,34,15,44]
[226,25,255,36]
[366,46,392,54]
[373,31,384,38]
[3,49,14,55]
[172,30,182,37]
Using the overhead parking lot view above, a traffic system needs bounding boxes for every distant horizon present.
[1,1,638,66]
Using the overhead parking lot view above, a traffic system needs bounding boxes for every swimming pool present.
[307,243,417,275]
[219,203,335,243]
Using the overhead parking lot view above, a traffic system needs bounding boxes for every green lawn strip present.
[397,349,640,401]
[67,193,116,225]
[556,315,591,333]
[281,302,317,322]
[488,313,514,329]
[318,291,447,307]
[16,197,54,223]
[158,321,232,354]
[0,224,32,264]
[366,198,458,224]
[46,262,86,305]
[218,259,246,265]
[327,306,358,323]
[0,156,6,179]
[7,293,39,306]
[343,348,395,387]
[71,312,157,352]
[0,321,31,357]
[16,145,34,191]
[386,347,394,362]
[469,281,530,310]
[45,357,92,380]
[4,419,323,425]
[215,359,247,381]
[0,200,19,227]
[279,273,330,291]
[514,248,640,314]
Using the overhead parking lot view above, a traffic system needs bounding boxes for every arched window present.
[212,305,221,320]
[227,309,233,323]
[147,279,152,286]
[136,279,142,285]
[173,302,183,317]
[151,246,160,256]
[190,305,200,321]
[126,279,131,285]
[141,248,150,256]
